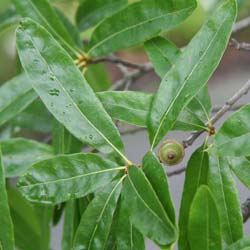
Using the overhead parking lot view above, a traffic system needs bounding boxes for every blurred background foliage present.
[0,0,249,84]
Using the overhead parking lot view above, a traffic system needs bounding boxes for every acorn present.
[158,139,185,166]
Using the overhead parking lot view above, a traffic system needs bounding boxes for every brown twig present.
[183,77,250,148]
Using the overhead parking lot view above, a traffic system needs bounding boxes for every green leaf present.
[225,237,250,250]
[0,73,37,127]
[0,6,20,34]
[16,18,126,160]
[122,165,177,246]
[228,157,250,187]
[88,0,196,57]
[62,200,80,250]
[7,187,42,250]
[0,146,15,250]
[210,105,250,157]
[116,200,145,250]
[17,153,125,204]
[13,0,77,52]
[208,156,243,244]
[85,63,111,92]
[144,36,181,79]
[76,0,128,31]
[11,99,53,133]
[188,185,222,250]
[73,179,123,250]
[55,8,82,49]
[144,36,212,123]
[1,138,53,177]
[148,0,237,148]
[178,145,209,250]
[142,151,176,225]
[98,91,206,131]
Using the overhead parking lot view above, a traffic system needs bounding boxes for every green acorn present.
[158,139,185,166]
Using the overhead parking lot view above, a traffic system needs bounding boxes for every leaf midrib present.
[151,11,230,148]
[20,166,125,188]
[21,27,125,160]
[88,5,194,54]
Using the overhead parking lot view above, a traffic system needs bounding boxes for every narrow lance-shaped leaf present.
[0,73,36,127]
[62,200,80,250]
[17,153,124,204]
[122,166,177,247]
[0,145,15,250]
[188,185,222,250]
[208,156,243,244]
[73,179,123,250]
[148,0,237,148]
[13,0,77,51]
[0,6,20,34]
[98,91,206,131]
[144,36,181,79]
[142,151,176,225]
[225,237,250,250]
[210,105,250,157]
[228,157,250,187]
[145,36,212,124]
[88,0,196,57]
[76,0,128,32]
[16,19,126,161]
[1,138,53,177]
[7,187,42,250]
[178,145,209,250]
[116,199,145,250]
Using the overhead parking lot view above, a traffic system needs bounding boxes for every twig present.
[230,38,250,51]
[110,62,153,90]
[167,167,186,177]
[232,16,250,34]
[212,103,244,113]
[242,198,250,222]
[183,77,250,148]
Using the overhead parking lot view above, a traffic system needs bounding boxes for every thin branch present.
[230,38,250,51]
[183,77,250,148]
[167,167,186,177]
[232,16,250,34]
[212,103,244,113]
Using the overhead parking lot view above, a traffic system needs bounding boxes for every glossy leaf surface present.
[16,19,125,159]
[178,145,209,250]
[1,138,53,177]
[122,166,177,246]
[0,73,36,127]
[116,200,145,250]
[208,156,243,244]
[73,179,123,250]
[148,0,237,148]
[88,0,196,57]
[0,146,15,250]
[98,91,205,130]
[210,105,250,157]
[228,157,250,187]
[17,153,123,204]
[142,151,176,224]
[188,185,222,250]
[144,36,212,123]
[13,0,76,49]
[76,0,127,31]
